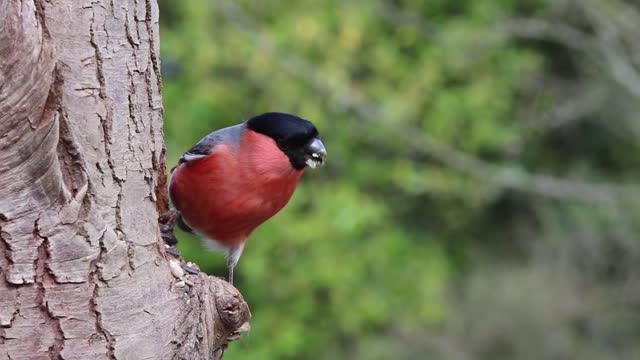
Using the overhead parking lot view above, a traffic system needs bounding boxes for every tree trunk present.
[0,1,250,359]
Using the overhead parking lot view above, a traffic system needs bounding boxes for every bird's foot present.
[159,211,179,246]
[161,229,181,262]
[161,214,199,295]
[159,211,182,260]
[161,226,179,246]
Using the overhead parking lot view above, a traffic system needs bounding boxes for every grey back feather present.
[177,123,245,166]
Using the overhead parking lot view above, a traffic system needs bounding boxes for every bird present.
[167,112,327,285]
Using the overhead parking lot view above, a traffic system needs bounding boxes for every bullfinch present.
[168,112,327,285]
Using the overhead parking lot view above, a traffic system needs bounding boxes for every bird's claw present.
[161,214,200,295]
[159,211,179,246]
[161,224,179,246]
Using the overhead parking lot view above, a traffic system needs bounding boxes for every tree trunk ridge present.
[0,1,250,359]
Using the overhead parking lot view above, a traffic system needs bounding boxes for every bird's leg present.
[226,244,245,286]
[228,264,234,286]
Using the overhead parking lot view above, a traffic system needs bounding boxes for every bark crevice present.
[34,218,65,359]
[90,282,116,359]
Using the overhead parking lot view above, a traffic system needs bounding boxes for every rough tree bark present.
[0,1,250,359]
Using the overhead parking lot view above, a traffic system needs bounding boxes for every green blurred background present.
[158,1,640,359]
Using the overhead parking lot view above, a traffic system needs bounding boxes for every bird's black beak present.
[304,138,327,168]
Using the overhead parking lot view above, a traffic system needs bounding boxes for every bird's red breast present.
[169,129,304,248]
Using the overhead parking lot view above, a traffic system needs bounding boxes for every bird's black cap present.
[246,112,323,170]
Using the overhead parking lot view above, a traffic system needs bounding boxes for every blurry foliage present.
[159,0,640,359]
